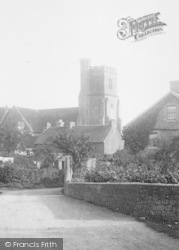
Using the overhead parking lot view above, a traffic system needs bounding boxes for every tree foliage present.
[122,112,158,154]
[0,123,21,155]
[51,128,93,168]
[32,144,56,168]
[82,147,179,184]
[0,121,33,156]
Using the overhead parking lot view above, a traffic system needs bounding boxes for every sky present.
[0,0,179,126]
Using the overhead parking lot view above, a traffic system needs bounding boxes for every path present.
[0,188,178,250]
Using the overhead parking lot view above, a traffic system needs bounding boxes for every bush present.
[40,168,64,187]
[84,162,179,184]
[0,162,41,185]
[81,148,179,184]
[14,155,36,168]
[0,162,64,188]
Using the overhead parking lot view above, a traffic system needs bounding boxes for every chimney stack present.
[109,119,116,128]
[56,119,64,127]
[170,81,179,94]
[69,122,75,129]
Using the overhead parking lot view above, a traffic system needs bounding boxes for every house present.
[35,119,122,155]
[0,106,78,156]
[0,59,123,156]
[123,81,179,148]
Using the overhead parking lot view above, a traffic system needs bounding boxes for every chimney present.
[69,122,75,129]
[109,119,116,128]
[56,119,64,127]
[46,122,51,129]
[170,81,179,94]
[65,121,76,129]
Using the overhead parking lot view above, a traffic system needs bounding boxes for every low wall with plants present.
[65,182,179,223]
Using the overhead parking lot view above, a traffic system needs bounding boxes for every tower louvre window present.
[167,105,176,120]
[109,79,113,89]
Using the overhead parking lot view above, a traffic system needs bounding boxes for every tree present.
[32,144,56,168]
[0,123,21,156]
[0,121,33,157]
[122,112,158,154]
[51,128,93,169]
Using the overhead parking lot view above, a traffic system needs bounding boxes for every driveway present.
[0,188,178,250]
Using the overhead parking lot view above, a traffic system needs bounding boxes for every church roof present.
[15,107,41,133]
[38,107,78,132]
[0,107,9,126]
[0,106,78,133]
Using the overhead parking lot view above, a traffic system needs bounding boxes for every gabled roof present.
[0,106,78,134]
[0,107,9,126]
[15,107,41,133]
[124,91,179,130]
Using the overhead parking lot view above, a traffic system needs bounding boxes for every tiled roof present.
[38,107,78,132]
[35,126,67,145]
[35,124,111,145]
[16,107,41,133]
[124,91,179,129]
[71,125,111,142]
[0,107,8,125]
[0,106,78,133]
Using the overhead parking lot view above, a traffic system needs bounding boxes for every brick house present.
[123,81,179,148]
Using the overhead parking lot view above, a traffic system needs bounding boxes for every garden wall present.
[65,182,179,223]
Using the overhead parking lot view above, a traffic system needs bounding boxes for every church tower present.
[77,59,121,132]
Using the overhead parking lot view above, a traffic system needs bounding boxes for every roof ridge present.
[124,91,172,129]
[15,106,34,133]
[38,107,78,111]
[15,106,39,114]
[0,107,9,126]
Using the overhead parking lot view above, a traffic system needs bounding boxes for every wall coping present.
[69,182,179,187]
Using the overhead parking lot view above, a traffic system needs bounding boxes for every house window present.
[167,105,176,120]
[109,79,113,89]
[149,133,158,147]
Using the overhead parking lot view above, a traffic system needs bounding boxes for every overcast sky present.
[0,0,178,126]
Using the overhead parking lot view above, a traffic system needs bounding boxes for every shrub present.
[40,168,64,187]
[83,162,179,184]
[81,148,179,184]
[0,162,64,188]
[122,112,159,154]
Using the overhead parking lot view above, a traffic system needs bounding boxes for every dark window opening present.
[149,133,158,147]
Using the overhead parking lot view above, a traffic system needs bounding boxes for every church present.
[0,59,123,155]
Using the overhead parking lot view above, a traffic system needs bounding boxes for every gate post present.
[64,155,73,194]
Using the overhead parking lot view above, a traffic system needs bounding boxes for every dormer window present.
[167,105,176,120]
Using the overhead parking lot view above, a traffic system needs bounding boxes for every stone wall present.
[65,182,179,223]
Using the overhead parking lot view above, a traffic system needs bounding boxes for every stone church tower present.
[77,59,121,132]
